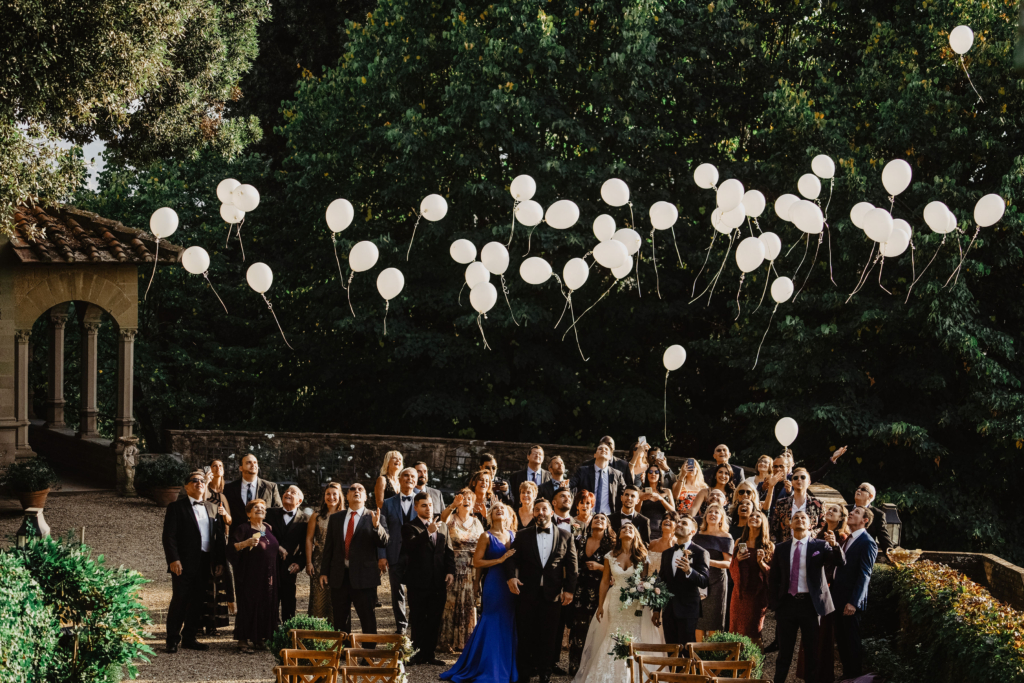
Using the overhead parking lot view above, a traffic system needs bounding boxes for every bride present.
[573,522,663,683]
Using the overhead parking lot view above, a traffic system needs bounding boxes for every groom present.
[652,515,710,646]
[506,497,579,683]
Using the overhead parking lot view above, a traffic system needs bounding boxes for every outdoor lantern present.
[16,507,50,548]
[882,502,902,548]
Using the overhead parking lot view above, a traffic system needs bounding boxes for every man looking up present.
[224,454,282,533]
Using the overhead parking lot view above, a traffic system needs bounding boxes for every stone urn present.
[18,488,50,510]
[150,487,181,507]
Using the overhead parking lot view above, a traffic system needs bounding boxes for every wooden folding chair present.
[629,643,684,683]
[686,642,741,662]
[343,648,399,668]
[280,649,341,669]
[711,678,772,683]
[290,629,347,654]
[636,655,696,683]
[651,673,712,683]
[338,666,401,683]
[696,659,754,679]
[348,633,403,649]
[274,665,338,683]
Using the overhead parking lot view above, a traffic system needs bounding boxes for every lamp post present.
[881,502,902,549]
[16,507,50,548]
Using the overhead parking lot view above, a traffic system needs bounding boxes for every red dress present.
[727,552,769,641]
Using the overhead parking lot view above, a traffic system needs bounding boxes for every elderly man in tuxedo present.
[319,483,388,633]
[849,482,893,556]
[224,454,282,526]
[379,467,419,634]
[832,506,879,680]
[569,442,627,518]
[653,515,710,645]
[401,491,456,665]
[265,485,309,621]
[768,510,846,683]
[162,470,226,653]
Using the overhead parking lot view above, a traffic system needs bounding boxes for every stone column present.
[14,329,34,459]
[46,306,70,428]
[114,328,137,439]
[77,320,101,439]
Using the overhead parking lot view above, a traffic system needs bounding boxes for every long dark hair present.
[643,464,665,492]
[583,513,616,555]
[738,511,775,561]
[712,463,737,498]
[611,522,648,568]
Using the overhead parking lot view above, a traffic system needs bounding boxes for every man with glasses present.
[509,445,552,501]
[477,454,514,506]
[768,467,824,544]
[848,482,892,555]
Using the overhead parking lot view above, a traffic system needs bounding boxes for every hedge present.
[0,553,60,683]
[699,631,764,678]
[268,615,336,663]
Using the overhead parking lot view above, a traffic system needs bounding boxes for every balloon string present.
[566,295,588,361]
[753,262,771,312]
[909,234,917,284]
[507,200,519,246]
[331,237,346,285]
[945,224,981,287]
[346,272,356,318]
[846,247,880,303]
[500,275,520,326]
[650,229,662,299]
[383,300,389,337]
[562,280,615,342]
[691,232,717,296]
[261,294,294,350]
[734,272,745,320]
[476,313,491,351]
[144,237,160,300]
[877,256,893,295]
[747,218,755,237]
[794,232,823,302]
[905,235,946,303]
[663,370,670,442]
[752,304,778,369]
[458,281,466,307]
[554,289,570,329]
[791,234,811,282]
[237,222,246,261]
[203,272,229,313]
[825,221,837,286]
[629,203,641,299]
[824,178,835,219]
[960,55,984,103]
[670,226,685,268]
[753,217,762,234]
[226,216,243,248]
[522,227,535,257]
[690,230,735,306]
[405,213,422,261]
[784,233,804,258]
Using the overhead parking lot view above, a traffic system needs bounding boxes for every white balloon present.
[735,236,766,273]
[649,201,678,230]
[465,261,490,288]
[923,201,951,233]
[663,345,686,372]
[449,239,477,264]
[711,208,731,235]
[220,203,244,224]
[181,246,210,275]
[420,194,448,222]
[758,232,782,261]
[612,228,642,255]
[716,178,744,212]
[721,203,747,230]
[510,174,536,201]
[949,25,974,55]
[771,276,794,304]
[150,207,179,238]
[790,200,824,235]
[940,209,958,235]
[481,242,510,275]
[376,267,405,300]
[515,200,544,227]
[217,178,240,204]
[470,282,498,314]
[601,178,630,207]
[797,174,821,200]
[612,254,633,279]
[545,199,580,230]
[811,155,835,179]
[775,417,799,447]
[850,202,875,229]
[563,258,590,291]
[246,262,273,293]
[881,159,912,196]
[742,190,766,218]
[880,229,910,257]
[893,219,912,238]
[232,184,260,212]
[326,199,354,233]
[864,208,894,243]
[693,163,719,189]
[349,240,379,272]
[774,194,799,222]
[593,239,628,269]
[593,214,616,242]
[519,256,552,285]
[974,194,1005,227]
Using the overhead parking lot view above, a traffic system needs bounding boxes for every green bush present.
[700,631,764,678]
[133,454,190,491]
[1,457,58,492]
[268,614,336,663]
[0,552,60,683]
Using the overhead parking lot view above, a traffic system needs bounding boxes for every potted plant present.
[1,457,59,509]
[134,455,191,507]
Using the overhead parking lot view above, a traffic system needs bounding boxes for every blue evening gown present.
[440,531,518,683]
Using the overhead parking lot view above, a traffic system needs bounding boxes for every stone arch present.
[14,265,138,331]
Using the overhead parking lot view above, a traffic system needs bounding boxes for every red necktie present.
[345,512,357,557]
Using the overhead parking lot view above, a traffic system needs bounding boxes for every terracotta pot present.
[17,488,50,510]
[150,486,182,507]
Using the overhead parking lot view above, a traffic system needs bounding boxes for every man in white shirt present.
[266,485,309,621]
[509,445,552,499]
[608,485,652,546]
[653,515,709,646]
[223,454,282,526]
[831,506,878,680]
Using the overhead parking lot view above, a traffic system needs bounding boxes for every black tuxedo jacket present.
[768,538,846,617]
[657,542,711,619]
[504,525,579,601]
[608,511,652,547]
[538,477,575,503]
[320,508,389,590]
[508,467,552,498]
[223,477,283,527]
[400,517,456,589]
[162,496,226,575]
[569,464,627,516]
[265,506,310,568]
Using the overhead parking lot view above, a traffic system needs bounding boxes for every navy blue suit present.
[831,531,878,679]
[378,493,417,633]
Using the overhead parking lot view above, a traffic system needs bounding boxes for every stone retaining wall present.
[918,550,1024,612]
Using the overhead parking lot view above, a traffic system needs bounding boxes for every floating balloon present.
[232,184,260,212]
[420,194,448,221]
[594,214,616,242]
[563,258,590,290]
[601,179,630,207]
[217,178,240,204]
[775,417,799,447]
[943,210,958,234]
[546,200,580,229]
[974,194,1005,227]
[949,25,974,55]
[774,194,799,222]
[376,268,405,300]
[742,191,766,218]
[759,232,782,261]
[349,241,379,272]
[181,246,210,274]
[790,200,824,235]
[593,239,628,269]
[923,201,951,233]
[612,228,642,255]
[663,345,686,371]
[246,262,274,293]
[717,179,744,212]
[797,174,821,200]
[481,242,510,275]
[150,207,179,238]
[771,276,794,303]
[326,199,355,233]
[510,175,536,201]
[881,230,910,257]
[711,208,731,235]
[450,239,477,264]
[470,282,497,314]
[649,201,678,230]
[720,203,747,231]
[465,262,490,288]
[612,254,633,279]
[515,200,544,227]
[881,159,912,196]
[811,155,835,179]
[864,208,894,243]
[850,202,875,229]
[893,219,912,238]
[520,256,552,285]
[220,203,244,224]
[736,236,766,273]
[694,163,719,189]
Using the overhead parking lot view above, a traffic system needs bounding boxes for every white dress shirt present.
[789,536,810,593]
[282,508,297,526]
[189,496,211,553]
[536,524,554,585]
[790,496,808,517]
[670,541,693,577]
[342,507,365,566]
[400,492,415,518]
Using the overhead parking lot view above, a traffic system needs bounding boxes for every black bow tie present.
[192,501,203,507]
[537,527,551,534]
[402,496,412,502]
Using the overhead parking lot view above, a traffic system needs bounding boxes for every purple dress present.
[229,521,280,641]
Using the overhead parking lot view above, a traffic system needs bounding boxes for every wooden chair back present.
[636,655,695,682]
[274,665,338,683]
[650,673,712,683]
[629,643,684,683]
[696,659,754,679]
[686,641,741,661]
[344,648,400,668]
[290,630,347,653]
[338,666,401,683]
[280,649,341,668]
[711,679,772,683]
[348,634,403,649]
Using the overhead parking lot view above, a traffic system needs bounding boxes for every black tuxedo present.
[608,511,651,547]
[832,531,878,679]
[378,494,416,633]
[161,496,226,645]
[505,525,579,679]
[569,463,627,517]
[319,508,389,633]
[657,541,711,646]
[401,518,456,662]
[265,506,310,621]
[768,537,846,683]
[223,477,282,528]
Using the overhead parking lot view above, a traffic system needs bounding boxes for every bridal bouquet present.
[607,628,634,661]
[619,569,673,617]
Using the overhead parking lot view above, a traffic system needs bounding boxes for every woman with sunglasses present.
[638,466,674,539]
[768,466,824,543]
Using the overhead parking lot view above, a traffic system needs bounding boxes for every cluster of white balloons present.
[217,179,260,225]
[773,154,834,236]
[449,238,508,317]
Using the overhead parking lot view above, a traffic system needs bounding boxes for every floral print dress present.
[437,515,485,651]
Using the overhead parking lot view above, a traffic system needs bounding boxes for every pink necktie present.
[789,541,802,595]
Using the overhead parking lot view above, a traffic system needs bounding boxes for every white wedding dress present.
[573,560,665,683]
